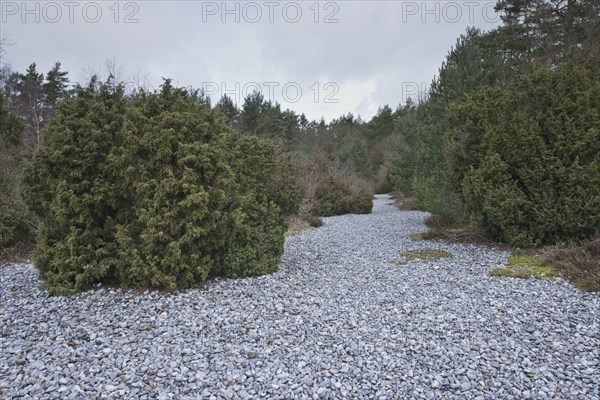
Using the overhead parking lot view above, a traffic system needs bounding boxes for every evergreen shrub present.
[22,80,300,294]
[447,62,600,247]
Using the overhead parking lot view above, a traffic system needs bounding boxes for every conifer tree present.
[22,79,300,294]
[447,61,600,246]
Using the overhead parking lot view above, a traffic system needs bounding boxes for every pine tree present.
[368,105,395,138]
[241,91,265,134]
[0,92,23,146]
[215,94,239,121]
[44,62,69,119]
[18,63,45,145]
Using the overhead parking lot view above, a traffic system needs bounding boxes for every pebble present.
[0,195,598,399]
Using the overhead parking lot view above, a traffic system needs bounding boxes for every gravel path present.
[1,195,598,399]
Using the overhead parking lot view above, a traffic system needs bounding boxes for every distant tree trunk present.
[25,90,41,145]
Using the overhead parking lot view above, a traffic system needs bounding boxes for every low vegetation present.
[285,214,324,237]
[389,193,416,211]
[487,239,600,292]
[392,249,454,266]
[407,215,499,247]
[490,254,560,280]
[311,178,373,217]
[448,62,600,248]
[0,242,35,266]
[21,81,301,294]
[0,100,35,251]
[542,236,600,292]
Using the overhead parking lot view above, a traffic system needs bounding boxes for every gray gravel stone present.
[1,195,598,399]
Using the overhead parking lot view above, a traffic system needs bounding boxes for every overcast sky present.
[1,1,501,121]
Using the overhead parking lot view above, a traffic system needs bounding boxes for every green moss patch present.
[392,249,454,266]
[490,254,560,280]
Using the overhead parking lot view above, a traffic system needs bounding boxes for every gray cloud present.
[1,0,500,121]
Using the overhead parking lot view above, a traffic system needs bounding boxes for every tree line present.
[387,0,600,247]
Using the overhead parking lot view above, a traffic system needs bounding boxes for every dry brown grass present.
[488,245,600,291]
[389,192,417,210]
[0,241,34,266]
[285,214,324,236]
[390,193,499,247]
[416,214,502,248]
[303,215,324,228]
[542,236,600,292]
